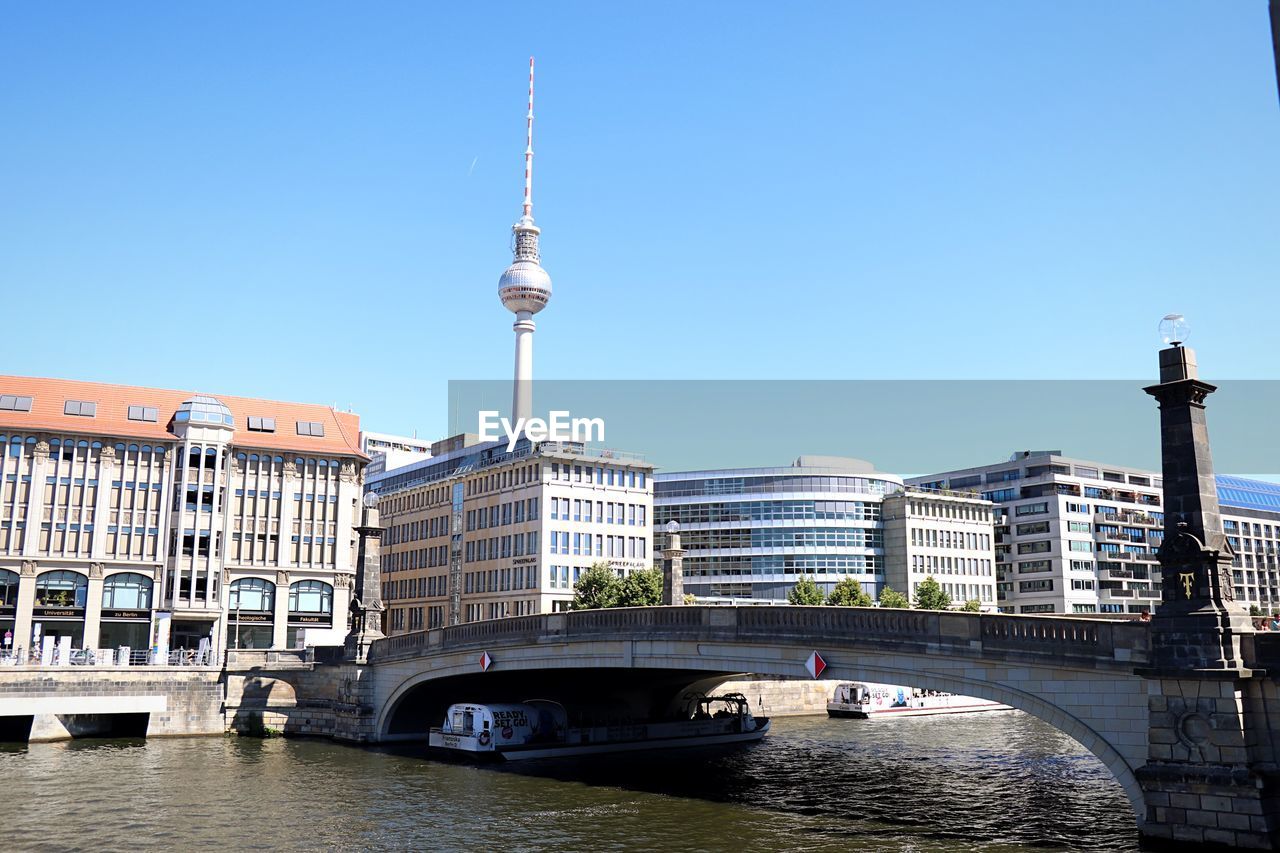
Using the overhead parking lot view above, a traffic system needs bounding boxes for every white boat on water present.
[827,682,1010,719]
[428,694,770,761]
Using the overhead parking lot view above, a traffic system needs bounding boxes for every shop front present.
[99,572,155,649]
[33,570,87,646]
[0,569,17,651]
[287,580,334,647]
[227,577,275,649]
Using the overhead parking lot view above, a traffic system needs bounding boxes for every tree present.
[1251,604,1263,617]
[878,587,910,609]
[914,576,951,610]
[826,577,873,607]
[788,575,825,606]
[571,562,621,610]
[617,567,664,607]
[961,599,982,613]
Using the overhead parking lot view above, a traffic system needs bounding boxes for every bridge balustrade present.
[367,606,1149,669]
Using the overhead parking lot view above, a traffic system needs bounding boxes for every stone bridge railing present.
[367,606,1150,672]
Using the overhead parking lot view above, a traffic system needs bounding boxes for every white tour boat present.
[428,694,770,761]
[827,682,1011,719]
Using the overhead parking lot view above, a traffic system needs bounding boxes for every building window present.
[248,416,277,432]
[296,421,325,437]
[288,580,333,614]
[0,395,33,412]
[127,405,160,422]
[229,577,275,612]
[35,570,88,607]
[102,573,154,609]
[63,400,97,417]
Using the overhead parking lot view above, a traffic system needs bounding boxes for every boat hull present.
[430,719,771,761]
[827,701,1010,719]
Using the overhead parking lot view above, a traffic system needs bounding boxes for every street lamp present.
[1159,313,1189,348]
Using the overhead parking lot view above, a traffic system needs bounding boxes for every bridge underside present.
[384,667,741,738]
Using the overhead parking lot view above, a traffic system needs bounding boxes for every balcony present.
[1106,552,1133,561]
[1099,567,1134,580]
[1101,588,1135,598]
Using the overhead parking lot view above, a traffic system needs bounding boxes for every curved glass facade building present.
[654,457,902,601]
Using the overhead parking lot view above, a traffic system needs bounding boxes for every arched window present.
[102,573,153,609]
[35,571,88,608]
[229,578,274,612]
[289,581,333,615]
[0,569,18,607]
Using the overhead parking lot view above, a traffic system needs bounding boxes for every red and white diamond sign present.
[805,651,827,679]
[479,651,493,672]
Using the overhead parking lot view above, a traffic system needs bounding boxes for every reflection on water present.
[4,712,1135,852]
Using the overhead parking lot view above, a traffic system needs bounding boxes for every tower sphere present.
[499,260,552,314]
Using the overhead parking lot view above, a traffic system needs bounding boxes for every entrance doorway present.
[171,620,214,651]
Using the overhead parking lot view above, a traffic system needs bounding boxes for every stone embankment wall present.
[711,677,842,716]
[0,668,224,741]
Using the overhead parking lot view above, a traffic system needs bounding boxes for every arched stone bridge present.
[225,605,1280,849]
[368,607,1154,816]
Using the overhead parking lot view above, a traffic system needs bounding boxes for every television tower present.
[498,57,552,424]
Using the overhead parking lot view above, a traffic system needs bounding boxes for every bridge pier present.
[1138,674,1279,849]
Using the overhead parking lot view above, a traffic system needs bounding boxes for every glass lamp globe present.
[665,520,679,534]
[363,491,380,509]
[1159,314,1189,347]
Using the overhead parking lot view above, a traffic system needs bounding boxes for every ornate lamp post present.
[1143,314,1254,673]
[662,520,686,606]
[345,491,386,663]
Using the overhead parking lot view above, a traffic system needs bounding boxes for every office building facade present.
[653,457,996,605]
[0,375,366,656]
[368,434,652,633]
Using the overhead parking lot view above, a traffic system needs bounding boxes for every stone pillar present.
[21,442,50,554]
[272,570,290,649]
[82,563,104,649]
[1137,341,1280,849]
[345,495,385,662]
[90,448,114,559]
[13,561,37,659]
[1142,344,1253,671]
[662,522,686,606]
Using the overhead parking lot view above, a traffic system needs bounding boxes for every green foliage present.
[571,562,621,610]
[617,567,664,607]
[1250,605,1263,617]
[826,577,873,607]
[961,598,982,612]
[914,576,951,610]
[787,575,825,606]
[878,587,910,609]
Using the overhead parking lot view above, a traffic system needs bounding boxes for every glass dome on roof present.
[174,395,234,428]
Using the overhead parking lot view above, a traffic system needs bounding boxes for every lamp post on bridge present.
[345,491,386,663]
[1143,314,1253,673]
[662,520,685,606]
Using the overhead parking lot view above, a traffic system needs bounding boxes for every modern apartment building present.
[909,451,1280,614]
[0,375,367,655]
[367,433,653,633]
[653,457,996,605]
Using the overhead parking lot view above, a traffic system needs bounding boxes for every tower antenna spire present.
[523,56,535,220]
[498,56,552,427]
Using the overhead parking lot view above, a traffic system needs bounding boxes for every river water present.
[5,711,1136,852]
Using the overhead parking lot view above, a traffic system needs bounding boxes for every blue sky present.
[2,1,1277,440]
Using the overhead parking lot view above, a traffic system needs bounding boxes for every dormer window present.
[64,400,97,417]
[248,416,276,432]
[0,395,32,412]
[297,421,325,437]
[128,405,160,423]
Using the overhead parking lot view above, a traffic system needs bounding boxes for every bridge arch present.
[369,610,1150,824]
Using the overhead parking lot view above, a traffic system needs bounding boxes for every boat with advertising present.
[827,682,1010,719]
[428,693,770,760]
